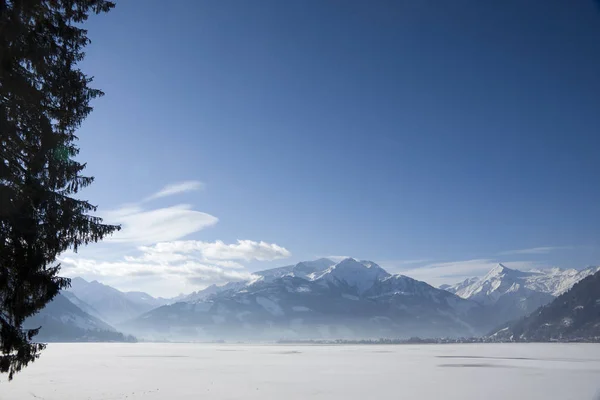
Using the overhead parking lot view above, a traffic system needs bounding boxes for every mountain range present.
[118,258,599,341]
[122,258,480,340]
[28,258,600,342]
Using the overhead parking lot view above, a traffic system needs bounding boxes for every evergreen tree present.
[0,0,117,380]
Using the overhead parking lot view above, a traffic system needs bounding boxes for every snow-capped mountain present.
[67,277,165,324]
[445,264,600,303]
[23,294,134,342]
[452,263,548,305]
[255,258,336,281]
[177,259,337,303]
[315,258,390,293]
[489,269,600,341]
[122,258,483,340]
[520,266,600,297]
[439,277,480,294]
[441,264,600,327]
[176,281,248,304]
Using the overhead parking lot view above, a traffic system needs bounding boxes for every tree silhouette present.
[0,0,117,380]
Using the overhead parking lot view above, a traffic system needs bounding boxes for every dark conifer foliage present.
[0,0,116,380]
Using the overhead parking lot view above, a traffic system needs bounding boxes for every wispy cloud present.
[144,180,204,202]
[103,204,218,244]
[377,259,431,272]
[100,182,215,245]
[65,181,292,296]
[139,240,291,262]
[395,259,431,265]
[499,246,571,256]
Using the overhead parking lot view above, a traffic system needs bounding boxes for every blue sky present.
[61,0,600,297]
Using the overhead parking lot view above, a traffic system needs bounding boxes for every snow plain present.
[3,343,600,400]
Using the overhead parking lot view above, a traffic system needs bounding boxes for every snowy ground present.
[3,343,600,399]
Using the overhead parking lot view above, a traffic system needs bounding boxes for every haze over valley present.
[29,257,600,343]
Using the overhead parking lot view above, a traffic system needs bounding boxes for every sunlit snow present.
[3,343,600,400]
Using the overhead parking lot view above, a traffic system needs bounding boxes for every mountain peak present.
[441,277,480,294]
[488,263,511,275]
[333,258,386,273]
[318,258,390,293]
[484,263,533,280]
[359,260,381,269]
[69,276,89,285]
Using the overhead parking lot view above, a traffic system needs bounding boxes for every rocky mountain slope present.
[489,270,600,341]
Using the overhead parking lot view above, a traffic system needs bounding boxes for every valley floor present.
[3,343,600,399]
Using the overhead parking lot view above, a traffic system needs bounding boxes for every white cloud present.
[184,263,255,284]
[499,246,571,255]
[199,240,291,261]
[377,259,431,271]
[395,259,431,265]
[144,181,204,201]
[60,256,254,281]
[103,204,218,244]
[102,204,144,219]
[124,251,190,265]
[140,240,291,262]
[59,239,291,297]
[62,181,292,296]
[398,259,544,287]
[208,260,245,269]
[59,255,257,297]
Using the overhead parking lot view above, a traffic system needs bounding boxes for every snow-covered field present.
[3,343,600,399]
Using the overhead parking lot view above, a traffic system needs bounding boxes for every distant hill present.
[488,270,600,341]
[23,294,136,342]
[66,277,169,324]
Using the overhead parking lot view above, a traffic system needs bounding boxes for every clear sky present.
[61,0,600,297]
